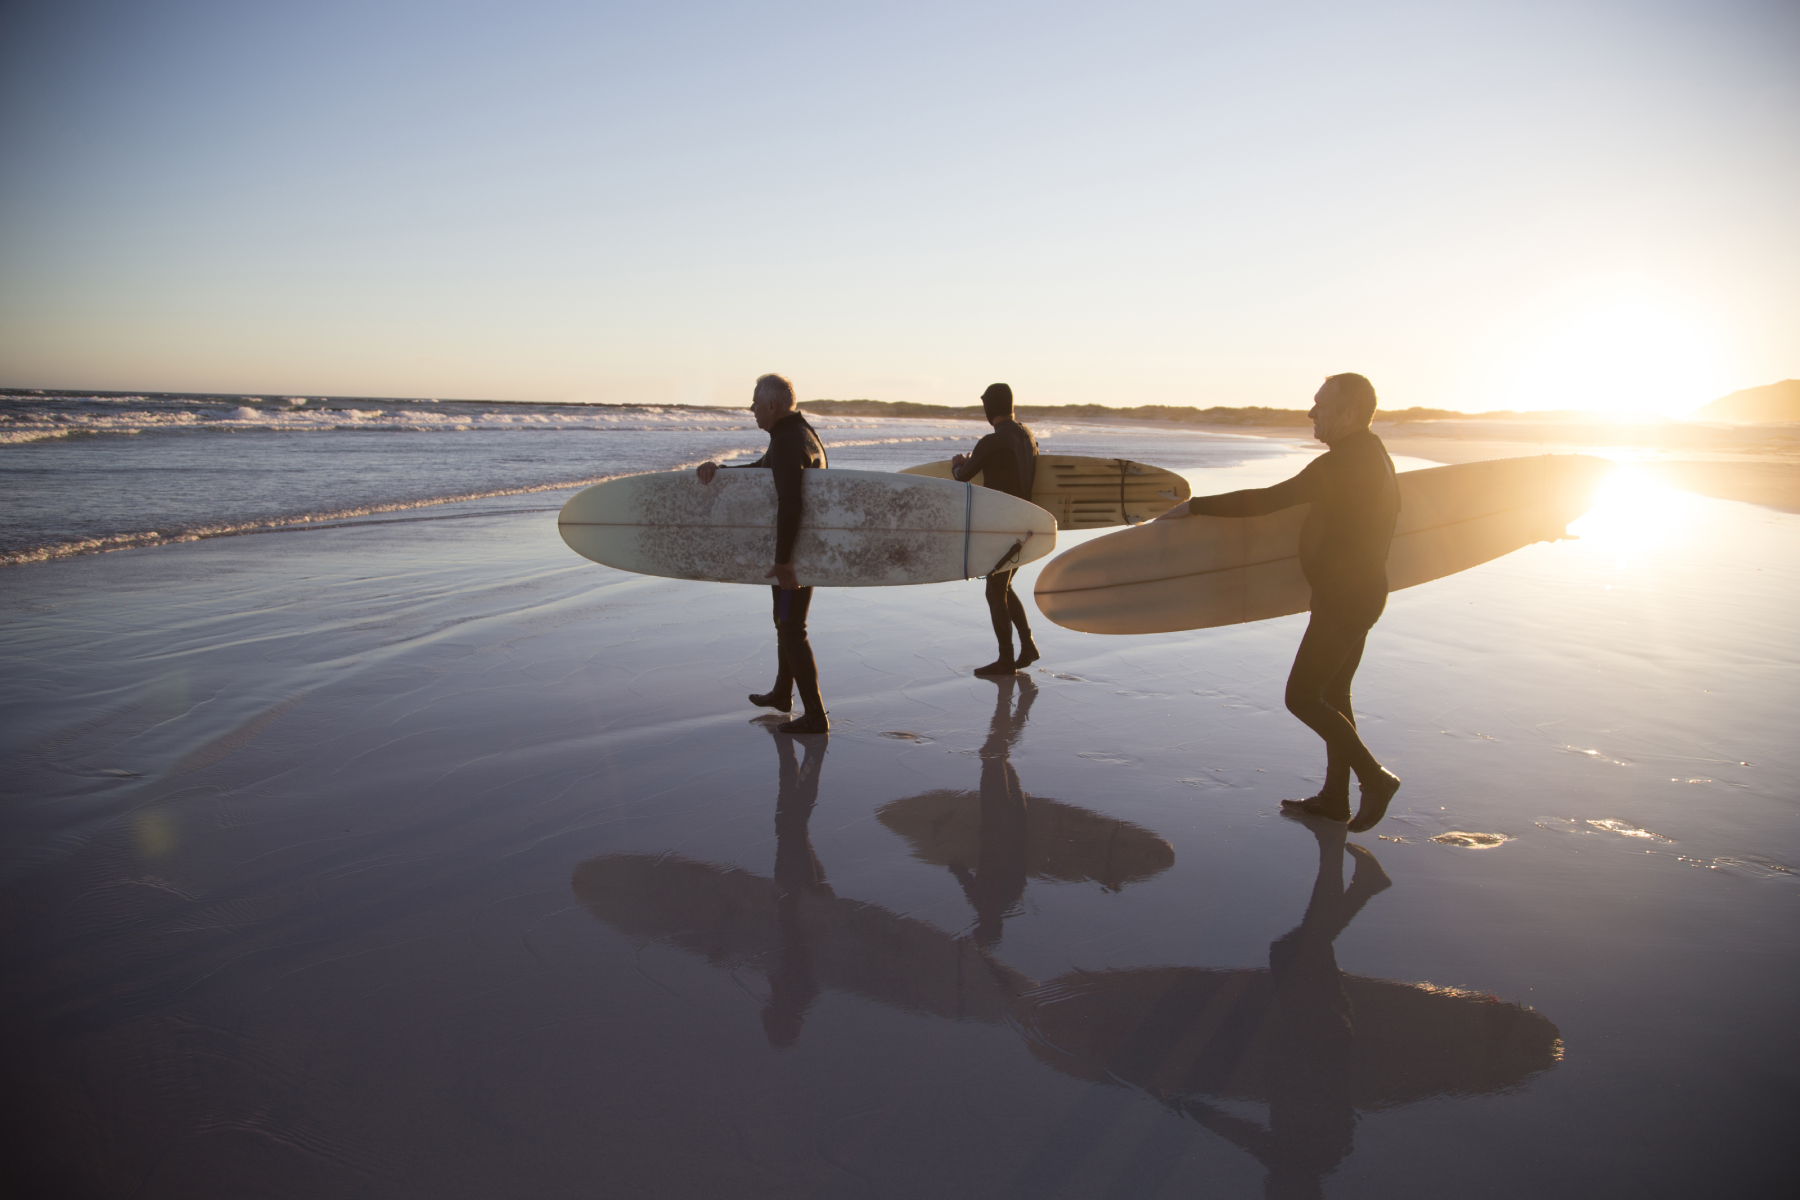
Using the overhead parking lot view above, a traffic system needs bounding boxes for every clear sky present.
[1,0,1794,414]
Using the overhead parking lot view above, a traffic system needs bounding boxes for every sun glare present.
[1565,463,1696,560]
[1509,300,1725,419]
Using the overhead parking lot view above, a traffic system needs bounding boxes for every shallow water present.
[1,444,1795,1198]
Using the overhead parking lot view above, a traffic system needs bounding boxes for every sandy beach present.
[3,430,1796,1198]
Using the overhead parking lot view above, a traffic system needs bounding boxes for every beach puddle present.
[1677,854,1795,880]
[1585,819,1674,842]
[1560,745,1633,766]
[1076,751,1133,765]
[1430,831,1511,849]
[880,731,933,743]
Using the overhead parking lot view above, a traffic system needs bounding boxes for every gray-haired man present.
[696,374,831,734]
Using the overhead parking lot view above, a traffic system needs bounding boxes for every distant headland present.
[1690,380,1800,424]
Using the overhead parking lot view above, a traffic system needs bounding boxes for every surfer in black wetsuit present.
[1157,373,1402,830]
[696,374,831,735]
[953,383,1042,676]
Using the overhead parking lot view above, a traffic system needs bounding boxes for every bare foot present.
[1280,793,1350,822]
[1348,768,1401,832]
[973,658,1018,676]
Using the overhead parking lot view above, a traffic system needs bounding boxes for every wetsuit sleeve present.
[953,433,1002,482]
[771,430,804,565]
[1186,454,1329,517]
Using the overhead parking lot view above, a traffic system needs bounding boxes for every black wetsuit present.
[1188,429,1399,796]
[954,419,1039,662]
[728,412,829,716]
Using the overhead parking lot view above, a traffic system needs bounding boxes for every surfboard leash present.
[963,482,973,579]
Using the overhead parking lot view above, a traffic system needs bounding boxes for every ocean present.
[0,391,1301,565]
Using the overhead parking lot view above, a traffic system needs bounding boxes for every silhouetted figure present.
[954,677,1036,946]
[954,383,1041,675]
[1181,818,1389,1199]
[763,723,831,1048]
[876,677,1173,948]
[696,373,831,734]
[1157,373,1401,829]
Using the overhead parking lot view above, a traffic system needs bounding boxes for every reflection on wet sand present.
[572,721,1029,1048]
[876,676,1175,946]
[1013,819,1562,1196]
[571,730,1560,1193]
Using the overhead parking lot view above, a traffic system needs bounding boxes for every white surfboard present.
[558,468,1057,587]
[1035,454,1612,634]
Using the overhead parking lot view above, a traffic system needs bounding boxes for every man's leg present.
[976,571,1021,675]
[1282,605,1398,826]
[1315,632,1366,804]
[1005,574,1039,668]
[750,584,795,710]
[776,587,827,733]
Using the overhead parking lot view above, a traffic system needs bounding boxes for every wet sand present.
[2,449,1796,1198]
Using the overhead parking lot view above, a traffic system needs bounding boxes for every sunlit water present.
[1,425,1793,1197]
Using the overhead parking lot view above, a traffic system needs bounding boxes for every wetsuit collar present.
[1323,425,1376,450]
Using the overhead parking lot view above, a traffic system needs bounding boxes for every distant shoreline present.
[9,386,1779,430]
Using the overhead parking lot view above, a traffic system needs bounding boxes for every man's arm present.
[1155,458,1325,521]
[696,451,766,484]
[952,434,999,482]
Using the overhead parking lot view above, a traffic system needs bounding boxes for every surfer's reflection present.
[1011,820,1559,1196]
[876,676,1174,947]
[763,722,831,1046]
[572,802,1560,1195]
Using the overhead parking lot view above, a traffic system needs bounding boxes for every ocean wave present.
[0,397,1001,445]
[0,473,640,566]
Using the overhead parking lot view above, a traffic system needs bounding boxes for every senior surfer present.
[1156,373,1402,830]
[953,383,1042,676]
[696,374,831,734]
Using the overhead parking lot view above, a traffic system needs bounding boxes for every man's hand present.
[696,462,720,484]
[951,453,969,469]
[766,562,799,590]
[1154,501,1192,522]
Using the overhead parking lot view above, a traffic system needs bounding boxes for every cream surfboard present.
[558,468,1057,587]
[901,455,1190,529]
[1013,965,1561,1108]
[876,791,1174,891]
[1034,454,1613,634]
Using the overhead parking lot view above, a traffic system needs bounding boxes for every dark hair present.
[755,373,796,410]
[1324,373,1378,425]
[981,382,1014,419]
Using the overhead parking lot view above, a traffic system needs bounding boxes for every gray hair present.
[1323,373,1378,425]
[755,373,797,411]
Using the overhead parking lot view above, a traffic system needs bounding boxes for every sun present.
[1508,299,1726,418]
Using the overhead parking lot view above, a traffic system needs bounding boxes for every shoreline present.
[8,416,1800,569]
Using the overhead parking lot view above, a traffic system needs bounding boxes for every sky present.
[0,0,1794,414]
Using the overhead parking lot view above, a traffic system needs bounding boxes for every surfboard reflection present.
[1010,819,1559,1195]
[570,754,1560,1192]
[875,676,1175,947]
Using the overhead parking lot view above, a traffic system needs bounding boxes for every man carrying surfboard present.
[1156,373,1402,830]
[953,383,1042,676]
[696,374,831,735]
